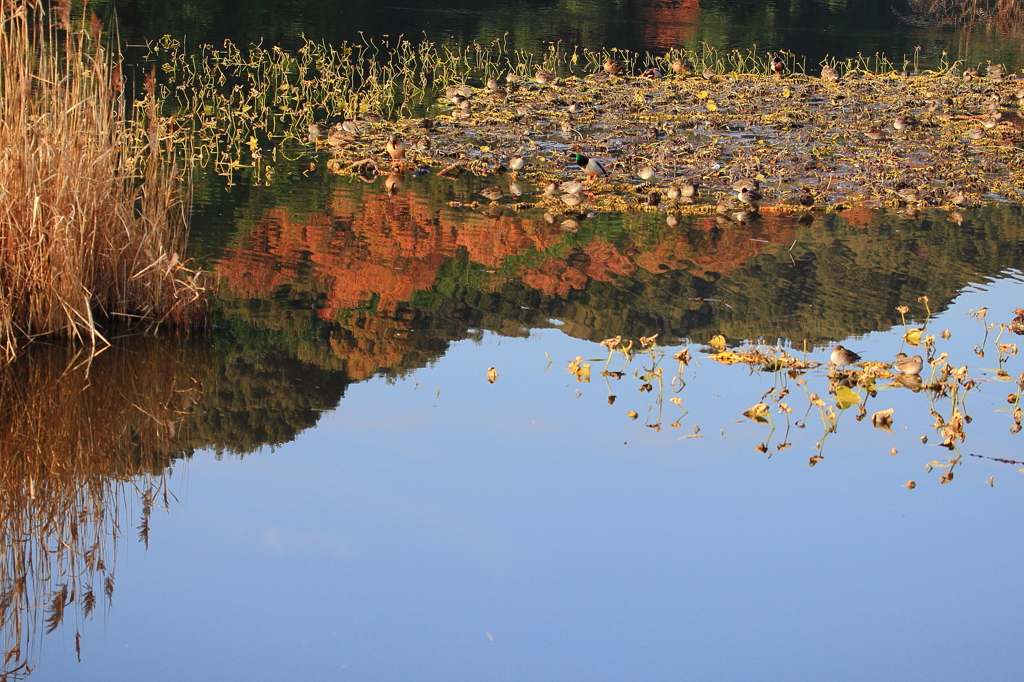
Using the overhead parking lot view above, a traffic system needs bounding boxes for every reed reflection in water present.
[0,341,202,678]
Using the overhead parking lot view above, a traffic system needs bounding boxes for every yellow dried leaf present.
[835,386,861,409]
[706,100,718,112]
[809,455,824,466]
[669,397,682,406]
[626,410,639,420]
[709,350,743,365]
[743,403,770,423]
[709,334,727,351]
[905,480,916,490]
[487,367,498,383]
[904,327,924,345]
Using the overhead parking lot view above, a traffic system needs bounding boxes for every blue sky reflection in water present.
[31,277,1024,681]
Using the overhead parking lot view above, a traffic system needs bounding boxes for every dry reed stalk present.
[0,340,205,676]
[0,1,205,363]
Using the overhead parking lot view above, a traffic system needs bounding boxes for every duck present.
[486,76,500,91]
[830,344,861,367]
[385,134,407,163]
[679,179,699,198]
[480,186,504,203]
[604,58,624,76]
[507,154,525,174]
[559,180,584,195]
[731,178,759,193]
[561,193,582,207]
[308,122,329,137]
[641,67,663,79]
[638,165,657,183]
[893,114,918,131]
[737,187,762,205]
[573,153,608,180]
[893,353,923,376]
[535,69,556,85]
[772,58,785,76]
[326,124,354,147]
[865,127,887,141]
[820,64,839,82]
[670,59,693,76]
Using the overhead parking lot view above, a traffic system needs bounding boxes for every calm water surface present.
[4,1,1024,679]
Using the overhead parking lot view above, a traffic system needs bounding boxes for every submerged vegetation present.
[0,1,204,361]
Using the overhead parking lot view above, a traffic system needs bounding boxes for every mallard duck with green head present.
[573,153,607,181]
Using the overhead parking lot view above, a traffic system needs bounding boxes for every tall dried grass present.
[0,0,205,362]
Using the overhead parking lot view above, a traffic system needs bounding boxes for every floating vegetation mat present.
[555,304,1024,487]
[151,37,1024,217]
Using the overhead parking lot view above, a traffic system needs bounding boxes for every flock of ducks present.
[308,57,1023,220]
[831,344,923,376]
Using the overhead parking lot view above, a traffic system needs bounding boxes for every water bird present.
[506,72,522,85]
[567,102,583,114]
[642,67,663,79]
[893,353,923,376]
[573,153,608,180]
[638,166,657,183]
[560,180,584,195]
[486,77,500,90]
[480,186,504,203]
[326,124,354,147]
[772,58,785,76]
[386,134,407,163]
[666,185,681,201]
[893,114,918,131]
[604,58,623,75]
[508,154,525,174]
[670,59,693,76]
[364,112,383,123]
[702,67,716,80]
[865,127,887,141]
[543,182,558,196]
[737,187,762,204]
[646,191,661,206]
[508,181,523,198]
[561,193,582,207]
[341,120,361,134]
[535,69,556,85]
[308,122,328,136]
[820,64,839,82]
[679,179,699,198]
[830,345,861,367]
[731,178,759,193]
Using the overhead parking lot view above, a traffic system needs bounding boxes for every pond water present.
[4,2,1024,680]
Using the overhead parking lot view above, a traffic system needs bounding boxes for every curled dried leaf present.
[871,408,894,433]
